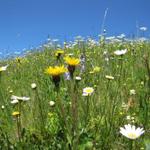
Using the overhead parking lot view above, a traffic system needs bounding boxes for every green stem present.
[129,140,134,150]
[16,117,21,142]
[71,82,79,150]
[85,96,90,127]
[56,91,66,128]
[36,90,45,134]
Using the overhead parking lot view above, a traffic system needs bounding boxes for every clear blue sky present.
[0,0,150,54]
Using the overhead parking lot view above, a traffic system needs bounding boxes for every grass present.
[0,39,150,149]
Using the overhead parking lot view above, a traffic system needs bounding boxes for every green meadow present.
[0,40,150,149]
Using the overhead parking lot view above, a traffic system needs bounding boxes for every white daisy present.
[11,99,19,104]
[49,101,55,107]
[130,89,136,95]
[105,75,114,80]
[0,65,9,72]
[120,124,145,139]
[82,87,94,96]
[31,83,37,89]
[114,49,127,56]
[75,76,81,81]
[11,95,30,102]
[1,105,5,109]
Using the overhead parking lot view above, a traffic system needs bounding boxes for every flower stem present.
[16,116,21,142]
[129,140,134,150]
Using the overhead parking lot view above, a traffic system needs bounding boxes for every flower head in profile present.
[120,124,145,140]
[55,50,64,59]
[130,89,136,95]
[45,65,67,77]
[49,101,55,107]
[31,83,37,89]
[64,57,80,78]
[82,87,94,96]
[11,99,19,105]
[9,90,13,94]
[114,49,127,56]
[0,65,8,72]
[16,57,21,64]
[11,95,30,102]
[45,66,67,88]
[1,105,5,110]
[64,56,80,66]
[75,76,81,81]
[12,111,20,117]
[105,75,114,80]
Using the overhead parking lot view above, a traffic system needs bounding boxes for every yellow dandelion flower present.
[64,56,80,66]
[64,56,80,78]
[16,57,21,63]
[45,65,67,76]
[45,66,67,88]
[12,111,20,117]
[55,50,64,57]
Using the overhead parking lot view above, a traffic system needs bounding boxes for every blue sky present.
[0,0,150,55]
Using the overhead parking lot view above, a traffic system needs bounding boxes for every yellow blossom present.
[55,50,64,57]
[16,57,21,63]
[45,66,67,76]
[64,57,80,66]
[12,111,20,117]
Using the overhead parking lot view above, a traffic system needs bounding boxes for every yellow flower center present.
[12,111,20,116]
[127,133,137,139]
[84,88,94,94]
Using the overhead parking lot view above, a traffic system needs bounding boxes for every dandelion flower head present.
[64,56,80,66]
[45,65,67,76]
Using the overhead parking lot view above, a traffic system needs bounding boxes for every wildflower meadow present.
[0,38,150,149]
